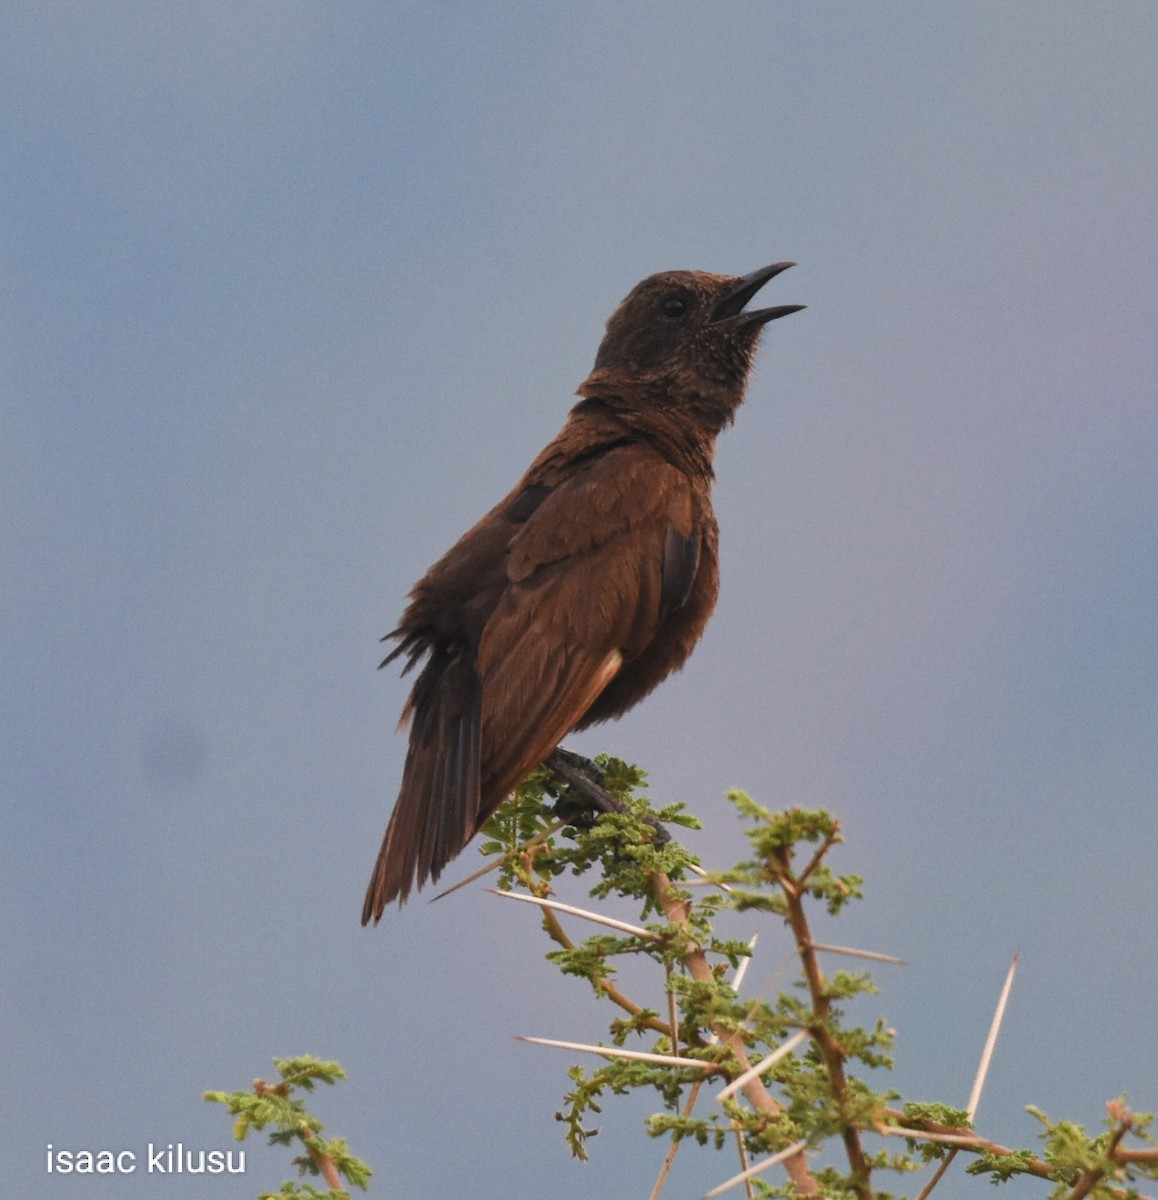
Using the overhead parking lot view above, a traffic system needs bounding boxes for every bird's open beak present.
[711,261,805,327]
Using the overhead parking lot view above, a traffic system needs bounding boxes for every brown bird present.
[362,263,803,921]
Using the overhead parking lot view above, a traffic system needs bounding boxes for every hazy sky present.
[3,5,1156,1198]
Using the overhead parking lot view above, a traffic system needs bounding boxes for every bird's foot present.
[545,747,670,845]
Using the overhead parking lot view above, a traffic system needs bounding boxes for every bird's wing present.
[363,445,699,919]
[476,446,697,801]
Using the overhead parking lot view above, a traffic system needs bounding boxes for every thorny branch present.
[493,769,1157,1200]
[888,1104,1157,1200]
[770,840,874,1200]
[253,1078,344,1192]
[650,869,822,1198]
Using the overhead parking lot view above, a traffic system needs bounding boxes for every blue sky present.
[3,5,1156,1198]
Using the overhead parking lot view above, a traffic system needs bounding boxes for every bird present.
[362,263,803,921]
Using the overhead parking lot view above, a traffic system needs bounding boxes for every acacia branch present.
[1063,1114,1135,1200]
[772,845,873,1199]
[884,1111,1053,1181]
[297,1127,344,1192]
[885,1108,1155,1199]
[650,871,821,1198]
[795,826,840,888]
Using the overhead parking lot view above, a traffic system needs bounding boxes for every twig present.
[878,1115,1158,1198]
[296,1125,343,1191]
[665,962,681,1059]
[1063,1108,1135,1200]
[883,1111,1056,1182]
[252,1078,346,1191]
[914,1152,956,1200]
[795,825,840,887]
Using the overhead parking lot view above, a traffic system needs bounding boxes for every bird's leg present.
[545,747,670,845]
[546,747,618,813]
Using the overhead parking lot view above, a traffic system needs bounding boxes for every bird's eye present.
[662,297,687,318]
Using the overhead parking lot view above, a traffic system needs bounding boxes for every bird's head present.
[579,263,804,421]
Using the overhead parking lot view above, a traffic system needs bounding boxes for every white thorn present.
[807,941,906,965]
[517,1035,711,1070]
[715,1029,809,1103]
[967,950,1020,1121]
[728,932,760,993]
[701,1139,809,1197]
[488,888,660,939]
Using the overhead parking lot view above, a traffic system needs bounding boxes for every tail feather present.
[361,648,482,923]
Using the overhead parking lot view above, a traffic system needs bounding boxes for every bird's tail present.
[362,648,482,923]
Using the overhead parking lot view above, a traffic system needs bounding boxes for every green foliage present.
[481,755,700,910]
[206,756,1156,1198]
[205,1056,371,1199]
[485,758,1158,1199]
[967,1102,1156,1198]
